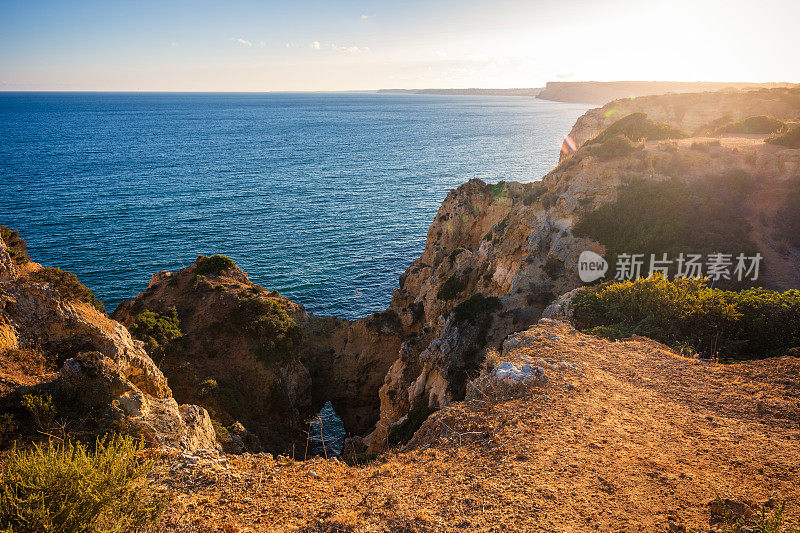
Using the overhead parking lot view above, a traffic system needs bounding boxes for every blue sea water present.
[0,92,590,319]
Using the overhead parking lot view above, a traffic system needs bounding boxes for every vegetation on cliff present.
[587,134,639,161]
[0,226,28,266]
[0,436,164,532]
[452,293,502,324]
[766,123,800,148]
[232,296,301,363]
[586,112,689,145]
[29,267,106,314]
[130,308,183,360]
[436,274,466,301]
[195,254,236,276]
[573,175,758,285]
[715,115,788,135]
[572,276,800,360]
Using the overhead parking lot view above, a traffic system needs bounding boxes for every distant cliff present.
[537,80,797,105]
[377,88,543,97]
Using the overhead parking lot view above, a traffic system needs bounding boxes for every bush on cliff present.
[195,254,236,275]
[437,275,466,301]
[232,296,301,362]
[588,134,638,161]
[0,226,29,266]
[452,293,502,324]
[587,112,689,145]
[130,308,183,359]
[573,175,757,287]
[0,436,164,532]
[30,267,106,314]
[765,123,800,148]
[572,276,800,360]
[715,115,788,135]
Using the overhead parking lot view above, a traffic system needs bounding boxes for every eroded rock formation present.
[0,235,216,450]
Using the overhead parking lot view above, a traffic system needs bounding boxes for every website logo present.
[578,250,608,282]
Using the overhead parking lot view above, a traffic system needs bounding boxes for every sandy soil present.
[155,321,800,532]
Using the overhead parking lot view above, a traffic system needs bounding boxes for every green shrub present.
[0,227,29,265]
[522,182,545,206]
[30,267,106,314]
[21,393,56,431]
[232,296,301,362]
[766,123,800,148]
[715,115,788,135]
[449,248,466,261]
[588,134,637,161]
[198,378,218,397]
[452,293,502,324]
[211,420,233,445]
[540,192,559,210]
[572,276,800,360]
[487,182,507,201]
[436,275,466,301]
[129,308,182,357]
[587,112,689,145]
[543,256,565,280]
[195,254,236,275]
[0,435,164,533]
[690,140,721,152]
[573,176,757,286]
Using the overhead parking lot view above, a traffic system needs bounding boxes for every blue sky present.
[1,0,798,91]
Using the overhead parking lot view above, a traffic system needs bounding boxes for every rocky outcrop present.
[564,87,800,149]
[362,89,800,451]
[9,86,799,460]
[536,81,796,105]
[0,237,216,450]
[112,256,403,454]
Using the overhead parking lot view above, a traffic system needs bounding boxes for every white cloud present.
[232,37,252,47]
[170,42,179,47]
[308,42,370,53]
[360,14,369,20]
[330,44,369,53]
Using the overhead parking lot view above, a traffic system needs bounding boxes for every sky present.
[1,0,798,91]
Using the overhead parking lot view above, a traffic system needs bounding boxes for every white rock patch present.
[492,362,548,385]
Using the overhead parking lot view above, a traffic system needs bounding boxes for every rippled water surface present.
[1,92,590,318]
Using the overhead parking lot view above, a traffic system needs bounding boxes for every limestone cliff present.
[564,87,800,149]
[536,80,797,105]
[55,86,800,458]
[362,87,800,452]
[0,232,216,450]
[112,257,402,454]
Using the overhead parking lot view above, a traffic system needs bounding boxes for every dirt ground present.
[156,321,800,532]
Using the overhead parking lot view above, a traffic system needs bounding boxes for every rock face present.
[362,88,800,452]
[0,237,216,450]
[536,81,797,106]
[10,86,799,458]
[112,256,403,454]
[564,87,800,149]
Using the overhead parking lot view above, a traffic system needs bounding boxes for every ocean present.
[0,92,590,319]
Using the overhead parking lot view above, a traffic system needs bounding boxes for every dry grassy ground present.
[156,321,800,532]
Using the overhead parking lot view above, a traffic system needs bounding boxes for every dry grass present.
[154,322,800,532]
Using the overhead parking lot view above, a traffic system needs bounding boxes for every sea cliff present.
[2,85,800,531]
